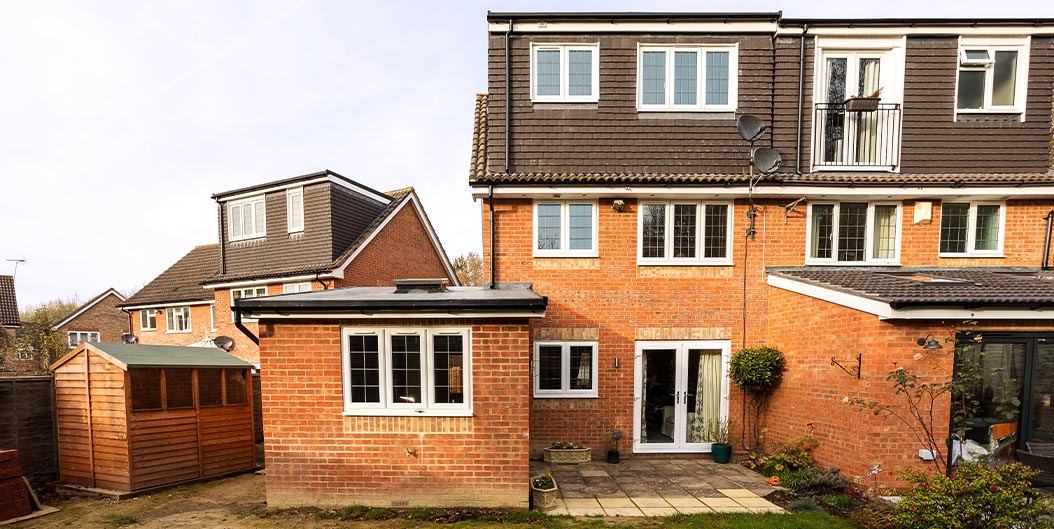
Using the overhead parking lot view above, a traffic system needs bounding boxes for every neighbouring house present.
[51,288,128,350]
[0,276,19,370]
[118,170,458,365]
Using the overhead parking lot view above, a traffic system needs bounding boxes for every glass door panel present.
[639,349,676,445]
[682,350,723,446]
[1028,342,1054,444]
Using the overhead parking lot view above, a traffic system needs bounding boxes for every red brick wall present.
[483,196,1054,458]
[55,293,129,346]
[259,318,530,508]
[336,201,453,288]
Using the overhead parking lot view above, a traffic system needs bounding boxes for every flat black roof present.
[234,283,547,315]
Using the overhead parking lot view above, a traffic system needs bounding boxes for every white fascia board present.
[218,175,392,205]
[244,311,546,320]
[472,185,1054,200]
[120,300,215,311]
[50,288,127,331]
[779,26,1053,37]
[767,274,1054,321]
[203,274,331,290]
[490,20,780,34]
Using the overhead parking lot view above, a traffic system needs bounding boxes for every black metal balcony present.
[812,102,902,171]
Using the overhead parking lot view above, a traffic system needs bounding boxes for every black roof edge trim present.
[888,300,1053,310]
[234,298,549,313]
[487,11,782,22]
[211,169,393,202]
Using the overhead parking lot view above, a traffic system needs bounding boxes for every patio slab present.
[530,457,782,516]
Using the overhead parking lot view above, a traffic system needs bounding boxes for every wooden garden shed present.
[51,342,256,493]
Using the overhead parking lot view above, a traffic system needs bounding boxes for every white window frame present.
[955,37,1030,118]
[166,307,191,333]
[209,304,217,332]
[140,309,156,331]
[228,195,266,241]
[286,188,304,233]
[636,43,738,112]
[938,201,1006,258]
[532,200,599,258]
[282,282,312,294]
[533,341,599,399]
[530,43,600,103]
[341,327,472,417]
[231,286,268,322]
[67,331,100,348]
[805,202,903,265]
[637,201,734,266]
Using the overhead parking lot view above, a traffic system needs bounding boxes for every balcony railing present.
[812,102,902,171]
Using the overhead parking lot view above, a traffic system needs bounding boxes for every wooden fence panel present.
[0,376,57,484]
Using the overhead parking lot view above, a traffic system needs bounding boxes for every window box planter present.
[530,474,559,511]
[844,97,880,112]
[543,447,591,464]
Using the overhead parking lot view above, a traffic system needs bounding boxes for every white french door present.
[632,340,730,453]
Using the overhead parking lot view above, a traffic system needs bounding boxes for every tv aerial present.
[736,115,783,239]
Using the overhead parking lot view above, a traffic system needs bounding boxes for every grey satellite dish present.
[121,333,138,344]
[214,335,235,352]
[752,147,783,174]
[737,114,766,142]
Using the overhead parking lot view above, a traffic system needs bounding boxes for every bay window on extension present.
[807,202,901,264]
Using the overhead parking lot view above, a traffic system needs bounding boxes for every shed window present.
[225,369,248,405]
[131,368,163,411]
[199,369,224,407]
[166,368,195,409]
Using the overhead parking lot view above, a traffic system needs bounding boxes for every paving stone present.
[640,507,679,516]
[719,488,760,498]
[567,507,607,516]
[564,498,601,508]
[597,497,636,508]
[631,496,671,508]
[664,496,704,507]
[676,506,713,514]
[711,506,752,512]
[734,497,779,508]
[701,497,741,508]
[603,507,645,517]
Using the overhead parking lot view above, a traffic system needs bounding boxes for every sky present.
[1,0,1051,309]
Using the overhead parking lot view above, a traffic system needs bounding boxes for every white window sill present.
[166,330,192,334]
[812,165,900,173]
[803,260,902,266]
[955,108,1023,115]
[637,106,736,113]
[229,234,266,243]
[534,252,599,258]
[140,329,156,332]
[533,393,599,399]
[532,97,599,104]
[343,409,473,417]
[938,253,1006,259]
[637,260,733,267]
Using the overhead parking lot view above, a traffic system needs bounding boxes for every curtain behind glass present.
[640,353,648,444]
[689,352,722,443]
[855,58,880,163]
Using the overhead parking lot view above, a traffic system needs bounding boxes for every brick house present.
[119,170,458,364]
[466,11,1054,486]
[0,276,20,370]
[50,288,128,350]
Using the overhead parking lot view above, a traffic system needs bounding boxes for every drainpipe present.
[795,24,809,174]
[314,272,329,290]
[1044,210,1054,270]
[233,307,259,346]
[215,199,227,275]
[505,18,513,173]
[489,185,497,289]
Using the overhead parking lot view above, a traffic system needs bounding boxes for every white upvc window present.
[637,44,738,112]
[938,202,1005,257]
[341,327,472,416]
[166,307,191,333]
[228,196,266,241]
[955,37,1029,116]
[530,43,600,103]
[534,341,598,398]
[287,188,304,233]
[68,331,100,348]
[533,200,598,257]
[209,304,217,331]
[806,202,902,264]
[140,309,156,331]
[637,201,733,265]
[231,287,268,321]
[282,282,312,294]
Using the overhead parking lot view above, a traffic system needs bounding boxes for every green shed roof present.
[56,342,252,370]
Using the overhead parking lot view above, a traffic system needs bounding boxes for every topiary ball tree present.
[729,346,785,454]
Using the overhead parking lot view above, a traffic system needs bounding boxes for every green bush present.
[728,346,786,394]
[787,499,825,513]
[792,467,851,496]
[820,494,856,510]
[758,435,819,475]
[891,462,1053,529]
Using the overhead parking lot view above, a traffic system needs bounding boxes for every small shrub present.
[892,462,1053,529]
[787,498,825,513]
[792,467,851,496]
[363,507,396,520]
[758,435,819,475]
[820,494,856,510]
[335,505,369,520]
[848,500,895,529]
[729,346,786,393]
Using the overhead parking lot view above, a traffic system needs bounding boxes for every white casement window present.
[140,309,156,331]
[533,200,598,257]
[341,327,471,416]
[67,331,100,348]
[638,201,733,265]
[231,287,268,321]
[637,44,738,111]
[530,43,600,103]
[939,202,1005,257]
[806,202,902,264]
[166,307,191,333]
[956,37,1029,116]
[287,188,304,233]
[228,196,266,241]
[209,305,217,331]
[282,282,312,294]
[534,341,598,398]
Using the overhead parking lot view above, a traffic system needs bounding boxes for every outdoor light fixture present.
[612,199,626,212]
[916,334,943,350]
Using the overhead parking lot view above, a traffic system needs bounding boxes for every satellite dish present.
[737,114,766,142]
[752,147,783,174]
[121,333,138,344]
[214,336,235,352]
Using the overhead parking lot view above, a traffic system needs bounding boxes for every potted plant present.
[706,418,735,464]
[607,429,623,464]
[529,473,559,511]
[543,441,591,464]
[844,87,883,112]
